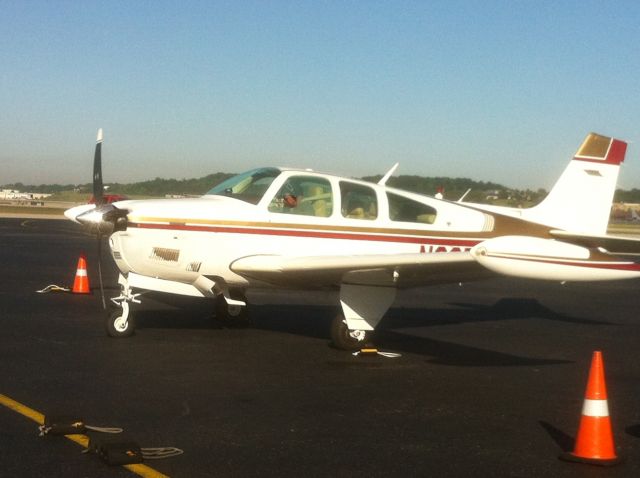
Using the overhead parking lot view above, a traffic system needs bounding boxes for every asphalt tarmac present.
[2,217,640,477]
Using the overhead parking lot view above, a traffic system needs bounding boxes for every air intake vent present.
[112,251,122,260]
[150,247,180,262]
[186,261,202,272]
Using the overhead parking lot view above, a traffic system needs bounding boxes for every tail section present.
[521,133,627,234]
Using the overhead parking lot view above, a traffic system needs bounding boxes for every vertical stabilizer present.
[522,133,627,234]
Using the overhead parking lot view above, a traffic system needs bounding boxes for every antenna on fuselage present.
[378,163,399,186]
[457,188,472,203]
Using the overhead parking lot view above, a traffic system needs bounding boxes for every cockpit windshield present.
[205,167,281,205]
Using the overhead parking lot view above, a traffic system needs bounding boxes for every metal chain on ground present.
[36,284,70,293]
[141,447,184,459]
[85,425,124,434]
[351,350,402,358]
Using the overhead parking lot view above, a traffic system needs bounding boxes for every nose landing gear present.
[105,274,142,338]
[106,301,135,338]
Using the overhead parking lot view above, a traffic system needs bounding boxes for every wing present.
[230,251,492,288]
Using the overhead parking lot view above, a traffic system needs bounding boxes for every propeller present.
[93,128,107,309]
[88,129,127,309]
[65,129,129,308]
[93,128,105,206]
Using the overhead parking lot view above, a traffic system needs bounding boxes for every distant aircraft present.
[65,131,640,349]
[88,193,128,205]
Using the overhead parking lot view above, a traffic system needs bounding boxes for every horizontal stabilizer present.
[550,230,640,256]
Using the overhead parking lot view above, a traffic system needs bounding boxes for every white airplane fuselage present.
[108,171,495,295]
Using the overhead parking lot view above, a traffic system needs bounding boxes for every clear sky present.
[2,0,640,190]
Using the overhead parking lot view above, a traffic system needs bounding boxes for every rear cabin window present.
[340,182,378,220]
[268,176,333,217]
[387,192,437,224]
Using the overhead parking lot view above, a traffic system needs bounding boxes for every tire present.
[106,307,135,338]
[213,293,249,325]
[330,312,373,351]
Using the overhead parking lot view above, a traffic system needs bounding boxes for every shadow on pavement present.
[539,420,574,453]
[130,295,580,367]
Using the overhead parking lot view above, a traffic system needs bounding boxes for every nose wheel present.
[105,298,136,337]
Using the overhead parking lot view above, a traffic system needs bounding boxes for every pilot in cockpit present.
[282,181,303,209]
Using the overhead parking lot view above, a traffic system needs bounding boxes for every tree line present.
[4,174,640,205]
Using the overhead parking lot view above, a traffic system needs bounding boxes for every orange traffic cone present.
[71,255,91,294]
[560,351,621,466]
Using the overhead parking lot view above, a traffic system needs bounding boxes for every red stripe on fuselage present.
[128,222,481,247]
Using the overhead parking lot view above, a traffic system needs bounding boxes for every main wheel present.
[213,290,249,326]
[330,312,373,351]
[215,299,247,320]
[106,306,135,338]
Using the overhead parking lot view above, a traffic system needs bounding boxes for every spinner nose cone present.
[64,204,96,223]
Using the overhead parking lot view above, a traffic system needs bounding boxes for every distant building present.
[0,189,52,200]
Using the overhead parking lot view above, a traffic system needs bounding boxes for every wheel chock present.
[39,415,86,436]
[88,435,144,466]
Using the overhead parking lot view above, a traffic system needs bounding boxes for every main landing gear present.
[330,312,374,351]
[213,289,249,326]
[330,283,395,350]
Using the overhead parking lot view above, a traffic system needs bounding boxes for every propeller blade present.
[93,128,105,206]
[97,232,106,309]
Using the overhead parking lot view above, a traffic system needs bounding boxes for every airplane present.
[65,130,640,350]
[88,192,128,204]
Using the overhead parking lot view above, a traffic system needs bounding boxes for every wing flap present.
[230,252,490,288]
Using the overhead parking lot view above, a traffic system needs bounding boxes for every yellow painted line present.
[124,463,171,478]
[0,393,170,478]
[0,393,44,424]
[65,433,90,447]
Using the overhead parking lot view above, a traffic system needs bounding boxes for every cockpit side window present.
[340,182,378,220]
[206,168,280,205]
[387,192,437,224]
[268,176,333,217]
